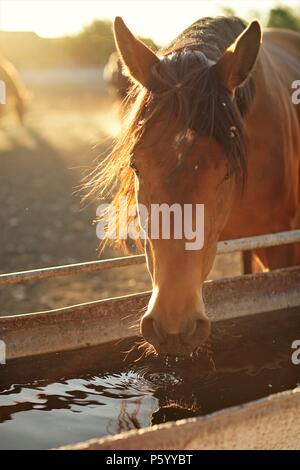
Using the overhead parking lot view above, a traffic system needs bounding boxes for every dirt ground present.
[0,69,241,316]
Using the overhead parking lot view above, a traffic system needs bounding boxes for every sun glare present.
[0,0,300,45]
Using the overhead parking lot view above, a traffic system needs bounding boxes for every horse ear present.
[214,20,262,94]
[113,16,159,87]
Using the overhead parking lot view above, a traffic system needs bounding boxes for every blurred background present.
[0,0,299,315]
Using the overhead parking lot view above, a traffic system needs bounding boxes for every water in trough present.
[0,307,300,449]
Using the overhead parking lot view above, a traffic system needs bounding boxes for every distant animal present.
[90,16,300,356]
[0,55,29,123]
[103,51,131,104]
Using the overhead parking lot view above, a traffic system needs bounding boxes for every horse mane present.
[84,16,257,252]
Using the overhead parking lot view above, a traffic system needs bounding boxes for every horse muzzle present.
[140,315,211,357]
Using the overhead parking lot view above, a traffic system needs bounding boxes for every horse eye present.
[223,172,230,181]
[129,161,140,176]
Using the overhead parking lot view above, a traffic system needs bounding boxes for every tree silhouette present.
[267,7,300,31]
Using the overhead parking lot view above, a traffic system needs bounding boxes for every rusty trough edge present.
[58,388,300,450]
[1,229,300,286]
[1,266,300,360]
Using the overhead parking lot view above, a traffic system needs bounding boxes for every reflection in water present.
[107,400,142,435]
[0,308,300,449]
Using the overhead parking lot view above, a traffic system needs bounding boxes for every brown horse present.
[0,55,29,123]
[88,16,300,356]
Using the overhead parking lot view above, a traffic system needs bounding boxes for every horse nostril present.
[182,321,197,340]
[141,316,165,344]
[180,318,211,345]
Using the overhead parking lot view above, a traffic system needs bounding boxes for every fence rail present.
[1,229,300,286]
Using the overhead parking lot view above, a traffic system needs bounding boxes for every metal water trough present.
[1,229,300,450]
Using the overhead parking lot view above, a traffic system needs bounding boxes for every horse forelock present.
[142,43,252,185]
